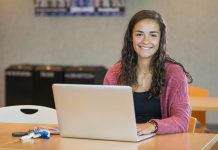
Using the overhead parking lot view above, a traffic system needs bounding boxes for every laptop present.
[52,84,156,142]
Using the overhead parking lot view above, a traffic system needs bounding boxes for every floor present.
[206,124,218,133]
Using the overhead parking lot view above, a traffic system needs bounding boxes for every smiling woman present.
[132,19,160,60]
[103,10,193,135]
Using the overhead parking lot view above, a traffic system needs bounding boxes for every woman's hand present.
[137,122,156,135]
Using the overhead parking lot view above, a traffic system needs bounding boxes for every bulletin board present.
[34,0,125,16]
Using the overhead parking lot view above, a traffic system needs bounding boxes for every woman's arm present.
[153,64,191,134]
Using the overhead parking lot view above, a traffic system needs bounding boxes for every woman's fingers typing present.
[137,122,155,135]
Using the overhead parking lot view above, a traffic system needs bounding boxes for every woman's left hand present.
[137,122,156,135]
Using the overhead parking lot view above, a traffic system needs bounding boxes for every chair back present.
[0,105,58,124]
[188,85,209,133]
[188,116,197,133]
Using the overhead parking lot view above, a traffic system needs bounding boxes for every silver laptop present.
[52,84,156,142]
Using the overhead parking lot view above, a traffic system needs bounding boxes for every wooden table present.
[0,123,217,150]
[190,97,218,111]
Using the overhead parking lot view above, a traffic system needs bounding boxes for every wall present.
[0,0,218,124]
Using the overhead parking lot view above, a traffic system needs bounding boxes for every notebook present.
[52,84,156,142]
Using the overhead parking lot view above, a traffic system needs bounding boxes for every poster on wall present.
[34,0,125,16]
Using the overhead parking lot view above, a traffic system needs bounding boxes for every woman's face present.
[132,19,161,60]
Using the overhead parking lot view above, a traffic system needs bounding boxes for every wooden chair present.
[188,85,209,132]
[188,116,197,133]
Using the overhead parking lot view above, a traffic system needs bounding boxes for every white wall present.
[1,0,218,124]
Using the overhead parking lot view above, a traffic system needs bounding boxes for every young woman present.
[103,10,193,135]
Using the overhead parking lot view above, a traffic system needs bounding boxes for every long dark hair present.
[118,10,192,98]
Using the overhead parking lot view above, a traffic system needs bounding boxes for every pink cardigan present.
[103,62,190,134]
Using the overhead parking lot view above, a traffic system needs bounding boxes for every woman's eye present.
[151,34,158,37]
[136,33,143,37]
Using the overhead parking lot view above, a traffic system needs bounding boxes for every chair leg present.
[192,111,206,133]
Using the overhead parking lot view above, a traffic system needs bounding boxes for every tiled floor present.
[207,124,218,133]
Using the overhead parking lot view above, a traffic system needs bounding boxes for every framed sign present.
[34,0,125,16]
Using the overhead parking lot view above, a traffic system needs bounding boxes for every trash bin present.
[64,66,107,85]
[5,64,34,106]
[33,65,64,108]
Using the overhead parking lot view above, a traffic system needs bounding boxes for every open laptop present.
[52,84,156,142]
